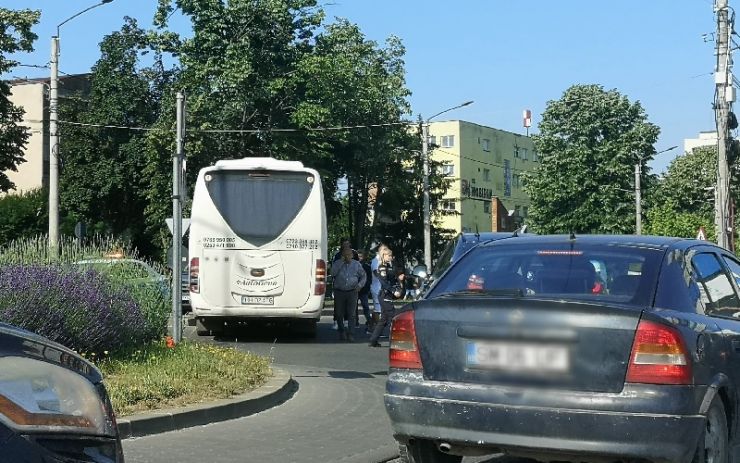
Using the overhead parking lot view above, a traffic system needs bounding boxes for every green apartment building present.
[428,120,538,233]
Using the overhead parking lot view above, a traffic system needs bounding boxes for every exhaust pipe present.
[438,442,452,453]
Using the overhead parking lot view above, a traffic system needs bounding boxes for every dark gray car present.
[385,235,738,463]
[0,323,124,462]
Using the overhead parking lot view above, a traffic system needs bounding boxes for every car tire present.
[400,440,462,463]
[692,396,729,463]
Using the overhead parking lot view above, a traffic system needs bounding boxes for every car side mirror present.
[412,265,429,280]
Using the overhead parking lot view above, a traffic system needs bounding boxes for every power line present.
[53,119,409,133]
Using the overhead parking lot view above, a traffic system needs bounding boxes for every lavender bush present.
[0,265,157,354]
[0,236,171,354]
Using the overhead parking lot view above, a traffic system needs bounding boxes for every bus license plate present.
[242,296,274,305]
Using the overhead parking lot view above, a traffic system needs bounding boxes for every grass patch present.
[97,340,272,416]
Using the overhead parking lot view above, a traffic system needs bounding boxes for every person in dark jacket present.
[331,238,359,330]
[330,245,366,342]
[369,247,405,347]
[357,251,373,331]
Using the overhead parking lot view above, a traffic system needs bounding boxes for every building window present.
[523,206,528,217]
[532,151,539,162]
[483,168,491,182]
[482,138,490,151]
[513,174,520,188]
[484,201,491,213]
[471,178,476,185]
[440,163,454,176]
[514,148,520,158]
[441,135,455,148]
[429,135,437,147]
[441,200,456,211]
[521,148,528,160]
[515,205,521,216]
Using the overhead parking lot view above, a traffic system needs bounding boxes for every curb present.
[117,368,296,439]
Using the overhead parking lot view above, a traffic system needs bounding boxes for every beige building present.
[4,74,90,195]
[683,131,717,154]
[429,120,538,233]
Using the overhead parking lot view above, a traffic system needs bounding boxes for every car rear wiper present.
[436,288,524,298]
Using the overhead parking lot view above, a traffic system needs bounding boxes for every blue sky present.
[4,0,719,172]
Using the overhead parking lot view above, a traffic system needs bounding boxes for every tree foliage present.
[644,145,723,240]
[524,84,660,234]
[0,8,40,192]
[60,18,168,255]
[58,1,443,263]
[0,188,46,244]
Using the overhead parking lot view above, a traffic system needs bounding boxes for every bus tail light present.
[315,259,326,296]
[190,258,200,294]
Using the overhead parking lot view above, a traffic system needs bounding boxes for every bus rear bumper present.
[192,297,323,320]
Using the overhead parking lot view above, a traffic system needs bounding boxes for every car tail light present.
[314,259,326,296]
[626,319,692,385]
[189,258,200,294]
[389,311,422,370]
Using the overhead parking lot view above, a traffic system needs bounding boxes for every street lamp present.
[49,0,114,249]
[421,100,474,270]
[635,145,678,235]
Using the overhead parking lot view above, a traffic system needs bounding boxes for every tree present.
[523,84,660,234]
[60,18,171,255]
[644,145,721,239]
[0,8,40,192]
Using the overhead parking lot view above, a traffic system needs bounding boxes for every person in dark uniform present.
[368,247,405,347]
[357,251,373,331]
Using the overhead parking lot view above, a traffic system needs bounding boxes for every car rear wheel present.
[400,440,462,463]
[692,396,729,463]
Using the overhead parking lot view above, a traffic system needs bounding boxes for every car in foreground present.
[386,234,737,463]
[0,323,124,462]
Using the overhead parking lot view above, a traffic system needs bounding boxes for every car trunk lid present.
[413,297,642,393]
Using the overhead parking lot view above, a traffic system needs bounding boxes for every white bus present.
[188,157,327,336]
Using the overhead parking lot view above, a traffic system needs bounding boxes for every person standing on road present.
[357,251,373,331]
[331,238,359,330]
[370,244,389,331]
[369,247,405,347]
[330,246,367,342]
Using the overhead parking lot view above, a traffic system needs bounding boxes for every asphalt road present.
[122,315,401,463]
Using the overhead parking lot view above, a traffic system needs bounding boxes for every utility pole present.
[172,92,185,343]
[635,163,642,235]
[49,36,59,249]
[421,123,432,271]
[715,0,734,249]
[48,1,115,251]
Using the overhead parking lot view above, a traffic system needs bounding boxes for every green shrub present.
[0,189,47,245]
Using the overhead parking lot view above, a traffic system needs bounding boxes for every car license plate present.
[241,296,274,305]
[467,341,569,372]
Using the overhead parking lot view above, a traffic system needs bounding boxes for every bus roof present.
[212,157,306,171]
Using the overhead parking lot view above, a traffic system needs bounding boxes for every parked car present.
[386,234,738,463]
[0,322,124,462]
[73,258,171,301]
[410,229,530,298]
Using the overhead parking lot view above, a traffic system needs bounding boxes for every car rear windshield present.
[428,242,664,306]
[206,170,314,247]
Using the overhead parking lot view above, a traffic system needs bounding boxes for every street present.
[122,315,400,463]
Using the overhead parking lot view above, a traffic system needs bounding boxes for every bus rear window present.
[206,170,314,246]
